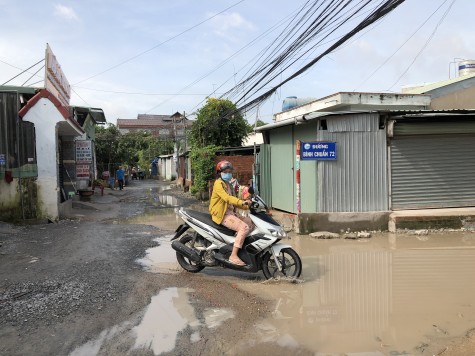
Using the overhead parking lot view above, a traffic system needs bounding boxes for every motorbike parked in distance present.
[171,189,302,279]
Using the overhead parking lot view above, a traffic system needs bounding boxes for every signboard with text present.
[44,44,71,107]
[76,164,91,179]
[301,142,337,160]
[75,140,92,164]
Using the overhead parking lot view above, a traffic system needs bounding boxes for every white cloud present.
[54,4,79,21]
[207,11,255,38]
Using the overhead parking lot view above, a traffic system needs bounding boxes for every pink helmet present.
[216,160,233,173]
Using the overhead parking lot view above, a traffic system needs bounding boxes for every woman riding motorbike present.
[209,160,252,266]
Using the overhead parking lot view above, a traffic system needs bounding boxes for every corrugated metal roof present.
[255,109,475,132]
[0,85,37,95]
[402,72,475,94]
[387,108,475,118]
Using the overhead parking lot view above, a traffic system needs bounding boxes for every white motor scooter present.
[171,189,302,279]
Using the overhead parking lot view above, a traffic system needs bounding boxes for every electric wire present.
[71,87,91,107]
[73,86,220,96]
[145,0,312,114]
[386,0,456,91]
[231,2,372,102]
[21,65,45,86]
[227,0,407,114]
[187,0,382,115]
[354,0,451,91]
[1,58,45,85]
[184,0,344,114]
[73,0,245,86]
[223,0,375,102]
[201,0,380,111]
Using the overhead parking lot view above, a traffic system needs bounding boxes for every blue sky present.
[1,0,473,125]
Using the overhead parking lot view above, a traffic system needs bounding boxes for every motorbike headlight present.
[269,228,288,238]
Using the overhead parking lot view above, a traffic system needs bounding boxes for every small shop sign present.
[76,164,90,178]
[75,140,92,164]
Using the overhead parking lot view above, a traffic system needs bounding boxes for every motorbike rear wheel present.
[262,248,302,280]
[176,234,205,273]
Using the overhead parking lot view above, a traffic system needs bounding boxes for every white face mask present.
[221,172,232,181]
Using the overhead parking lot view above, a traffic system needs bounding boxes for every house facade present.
[0,87,105,222]
[255,92,475,233]
[117,112,192,141]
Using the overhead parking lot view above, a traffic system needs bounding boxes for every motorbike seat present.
[184,209,236,236]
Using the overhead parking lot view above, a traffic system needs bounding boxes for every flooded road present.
[240,232,475,354]
[135,200,475,355]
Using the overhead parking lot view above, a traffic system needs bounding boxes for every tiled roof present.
[117,114,193,128]
[117,118,168,127]
[18,89,84,133]
[18,89,69,119]
[137,114,172,121]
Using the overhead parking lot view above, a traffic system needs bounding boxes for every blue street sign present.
[301,142,337,160]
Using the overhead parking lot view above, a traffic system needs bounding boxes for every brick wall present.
[214,155,254,186]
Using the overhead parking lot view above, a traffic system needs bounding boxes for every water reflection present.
[239,233,475,354]
[69,287,235,356]
[133,288,199,354]
[136,236,180,274]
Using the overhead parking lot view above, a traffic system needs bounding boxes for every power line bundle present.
[222,0,406,114]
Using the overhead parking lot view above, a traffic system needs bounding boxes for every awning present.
[71,106,107,125]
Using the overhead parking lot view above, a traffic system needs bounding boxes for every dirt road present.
[1,179,475,355]
[0,180,304,355]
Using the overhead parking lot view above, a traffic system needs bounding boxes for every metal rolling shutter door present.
[391,134,475,209]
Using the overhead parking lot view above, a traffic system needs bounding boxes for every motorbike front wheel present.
[176,234,205,273]
[262,248,302,280]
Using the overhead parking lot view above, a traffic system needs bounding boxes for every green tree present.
[95,124,122,172]
[137,136,174,171]
[117,130,150,166]
[246,118,267,133]
[189,98,248,148]
[95,124,174,173]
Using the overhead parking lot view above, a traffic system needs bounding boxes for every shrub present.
[190,145,220,197]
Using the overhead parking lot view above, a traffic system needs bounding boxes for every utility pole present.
[183,111,187,181]
[173,114,178,180]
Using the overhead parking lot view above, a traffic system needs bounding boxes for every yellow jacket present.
[209,178,248,224]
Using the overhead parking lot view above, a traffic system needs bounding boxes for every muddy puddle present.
[236,231,475,354]
[125,191,206,231]
[136,235,182,274]
[70,287,234,356]
[136,228,475,354]
[125,188,475,354]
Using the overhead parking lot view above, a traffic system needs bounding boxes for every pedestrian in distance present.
[116,165,125,190]
[209,160,253,266]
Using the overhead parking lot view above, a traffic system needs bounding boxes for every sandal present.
[228,258,246,266]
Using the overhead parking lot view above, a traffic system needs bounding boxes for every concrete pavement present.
[389,207,475,232]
